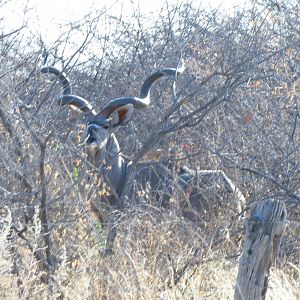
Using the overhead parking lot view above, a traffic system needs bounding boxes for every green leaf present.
[72,166,79,179]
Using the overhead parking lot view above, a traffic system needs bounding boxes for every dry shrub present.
[1,1,300,299]
[1,197,299,299]
[0,206,17,299]
[29,207,300,299]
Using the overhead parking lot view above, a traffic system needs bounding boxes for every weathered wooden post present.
[235,198,287,300]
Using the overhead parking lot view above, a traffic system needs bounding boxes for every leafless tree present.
[0,0,299,298]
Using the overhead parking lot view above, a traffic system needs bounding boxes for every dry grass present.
[1,204,299,299]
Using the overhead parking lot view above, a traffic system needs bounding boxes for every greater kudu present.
[41,64,184,209]
[41,64,245,253]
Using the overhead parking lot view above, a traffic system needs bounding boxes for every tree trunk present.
[235,199,287,300]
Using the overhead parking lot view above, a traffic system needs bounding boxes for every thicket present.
[0,1,299,298]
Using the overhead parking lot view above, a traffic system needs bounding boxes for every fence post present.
[234,198,287,300]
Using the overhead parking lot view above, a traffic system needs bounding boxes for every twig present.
[11,225,50,270]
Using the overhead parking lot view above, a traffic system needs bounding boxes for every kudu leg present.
[104,210,120,256]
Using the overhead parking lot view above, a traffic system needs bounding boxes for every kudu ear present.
[109,104,134,127]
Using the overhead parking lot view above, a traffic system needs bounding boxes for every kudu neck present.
[102,133,127,195]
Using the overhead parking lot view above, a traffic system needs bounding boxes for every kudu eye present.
[102,120,110,129]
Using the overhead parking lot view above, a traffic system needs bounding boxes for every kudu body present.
[177,166,246,220]
[41,65,183,208]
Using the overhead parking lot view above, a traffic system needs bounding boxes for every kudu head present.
[41,64,184,161]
